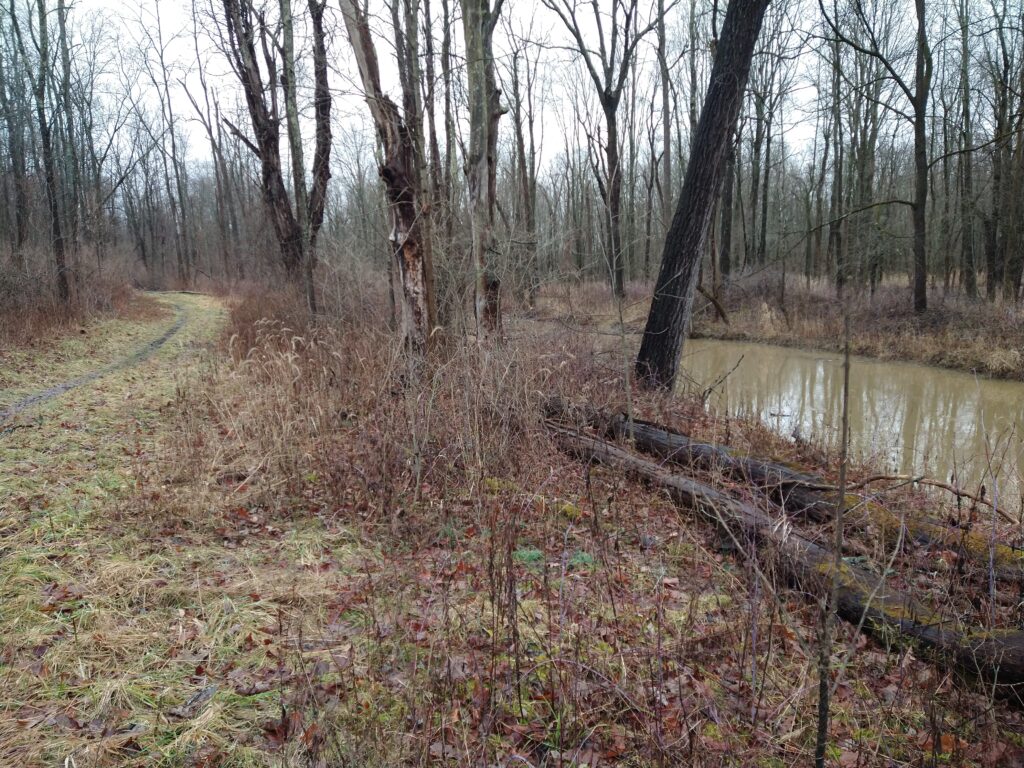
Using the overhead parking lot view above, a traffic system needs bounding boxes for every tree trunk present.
[19,0,70,302]
[719,133,735,279]
[462,0,505,338]
[635,0,771,389]
[828,39,846,296]
[340,0,434,351]
[911,0,931,313]
[605,103,625,298]
[0,42,28,269]
[552,425,1024,692]
[959,0,977,298]
[657,0,672,238]
[57,0,80,278]
[306,0,332,273]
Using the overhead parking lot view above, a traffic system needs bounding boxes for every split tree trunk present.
[340,0,435,351]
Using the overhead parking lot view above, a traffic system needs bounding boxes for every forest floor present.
[688,277,1024,381]
[2,286,1024,767]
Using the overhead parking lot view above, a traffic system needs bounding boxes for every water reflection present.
[681,339,1024,512]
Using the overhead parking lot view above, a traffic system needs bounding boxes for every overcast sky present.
[77,0,819,176]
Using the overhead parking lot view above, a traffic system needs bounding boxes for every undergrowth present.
[690,273,1024,380]
[0,262,138,349]
[3,286,1024,766]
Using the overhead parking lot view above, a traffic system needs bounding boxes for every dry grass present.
[4,285,1024,766]
[691,274,1024,380]
[0,263,137,349]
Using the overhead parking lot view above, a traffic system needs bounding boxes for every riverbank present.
[11,287,1024,766]
[692,277,1024,381]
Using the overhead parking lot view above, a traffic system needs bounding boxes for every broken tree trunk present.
[550,425,1024,695]
[339,0,435,352]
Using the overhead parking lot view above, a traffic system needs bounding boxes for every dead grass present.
[691,274,1024,380]
[4,286,1024,766]
[0,263,138,349]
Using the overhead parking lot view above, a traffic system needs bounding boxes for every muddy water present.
[680,339,1024,513]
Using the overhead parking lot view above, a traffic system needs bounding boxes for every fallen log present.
[545,398,1024,583]
[545,397,832,519]
[615,415,1024,583]
[550,424,1024,695]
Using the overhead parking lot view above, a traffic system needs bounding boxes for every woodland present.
[3,0,1024,766]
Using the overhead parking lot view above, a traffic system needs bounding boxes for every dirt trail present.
[0,294,193,424]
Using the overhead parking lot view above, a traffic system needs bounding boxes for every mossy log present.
[545,397,1024,583]
[545,397,831,519]
[617,416,1024,583]
[550,424,1024,695]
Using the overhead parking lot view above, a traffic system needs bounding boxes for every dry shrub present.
[176,287,601,539]
[0,262,133,347]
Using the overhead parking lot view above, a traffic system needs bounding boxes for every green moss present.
[482,476,518,494]
[514,547,544,566]
[557,500,583,521]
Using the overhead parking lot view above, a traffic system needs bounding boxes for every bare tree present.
[339,0,436,350]
[12,0,70,302]
[216,0,329,311]
[462,0,505,338]
[541,0,661,298]
[822,0,933,313]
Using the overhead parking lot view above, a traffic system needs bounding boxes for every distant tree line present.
[2,0,1023,326]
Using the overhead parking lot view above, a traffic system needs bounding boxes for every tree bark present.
[719,133,735,279]
[220,0,304,280]
[462,0,505,338]
[635,0,771,389]
[911,0,931,312]
[340,0,435,351]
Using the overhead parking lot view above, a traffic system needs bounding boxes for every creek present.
[682,338,1024,516]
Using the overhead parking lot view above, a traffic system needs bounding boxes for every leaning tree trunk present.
[635,0,771,389]
[552,425,1024,693]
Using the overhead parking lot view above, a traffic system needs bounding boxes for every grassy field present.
[2,287,1023,767]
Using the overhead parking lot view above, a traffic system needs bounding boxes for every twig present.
[701,354,744,405]
[801,474,1016,524]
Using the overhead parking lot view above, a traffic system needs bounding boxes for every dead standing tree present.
[462,0,505,339]
[339,0,435,351]
[541,0,661,299]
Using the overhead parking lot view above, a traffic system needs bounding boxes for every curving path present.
[0,294,193,425]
